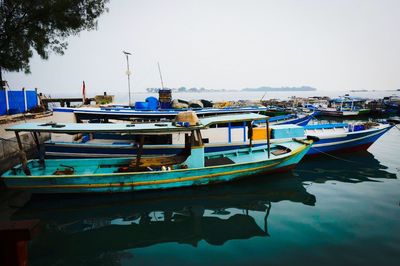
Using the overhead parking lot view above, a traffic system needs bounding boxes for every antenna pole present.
[123,51,132,106]
[157,62,165,90]
[126,54,131,106]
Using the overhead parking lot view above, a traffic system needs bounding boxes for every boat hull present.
[318,110,359,117]
[307,125,392,155]
[317,109,370,117]
[274,114,313,126]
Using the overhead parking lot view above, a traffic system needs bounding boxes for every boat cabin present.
[328,96,367,111]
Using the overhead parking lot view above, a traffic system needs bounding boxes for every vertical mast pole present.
[123,51,132,106]
[126,55,131,106]
[157,62,165,90]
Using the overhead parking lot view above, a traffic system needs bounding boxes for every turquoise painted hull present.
[2,142,311,194]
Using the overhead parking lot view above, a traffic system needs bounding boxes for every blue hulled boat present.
[53,106,269,121]
[43,120,391,159]
[267,112,314,126]
[317,96,370,117]
[53,106,314,125]
[303,122,392,155]
[1,113,313,194]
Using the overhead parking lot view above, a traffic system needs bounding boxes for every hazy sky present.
[4,0,400,96]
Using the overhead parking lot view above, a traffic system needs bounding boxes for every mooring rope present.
[310,146,361,164]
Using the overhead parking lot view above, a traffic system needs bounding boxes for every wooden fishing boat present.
[43,119,391,159]
[304,122,392,155]
[318,96,370,117]
[267,112,314,126]
[53,106,314,125]
[53,106,269,122]
[1,113,313,194]
[383,96,400,115]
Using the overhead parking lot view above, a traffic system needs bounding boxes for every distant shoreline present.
[146,86,317,93]
[242,86,316,92]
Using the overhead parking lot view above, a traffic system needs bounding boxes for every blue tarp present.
[0,89,38,115]
[0,90,6,115]
[26,90,38,110]
[7,91,24,114]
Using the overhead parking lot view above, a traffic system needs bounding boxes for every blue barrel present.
[160,102,172,109]
[146,96,159,110]
[159,89,172,109]
[135,101,149,110]
[353,125,365,131]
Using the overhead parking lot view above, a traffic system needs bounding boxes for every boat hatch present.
[53,164,75,175]
[271,148,290,156]
[205,157,235,167]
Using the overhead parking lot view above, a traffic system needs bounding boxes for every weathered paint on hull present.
[3,145,311,194]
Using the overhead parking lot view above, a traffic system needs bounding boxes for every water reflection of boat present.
[295,151,397,183]
[13,174,314,263]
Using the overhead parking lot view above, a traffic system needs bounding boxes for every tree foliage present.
[0,0,109,74]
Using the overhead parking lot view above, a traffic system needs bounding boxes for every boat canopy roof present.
[330,96,367,103]
[6,113,268,134]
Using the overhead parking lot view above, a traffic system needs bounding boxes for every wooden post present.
[32,132,40,152]
[266,120,270,158]
[22,88,27,112]
[247,122,253,147]
[33,132,44,165]
[0,219,40,266]
[135,135,145,169]
[196,129,204,147]
[35,88,39,108]
[15,132,31,175]
[5,83,10,114]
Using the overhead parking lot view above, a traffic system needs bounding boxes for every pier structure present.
[40,96,95,109]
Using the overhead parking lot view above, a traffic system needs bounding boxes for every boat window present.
[216,123,228,128]
[230,122,245,127]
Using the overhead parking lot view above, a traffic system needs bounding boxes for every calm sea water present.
[11,120,400,265]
